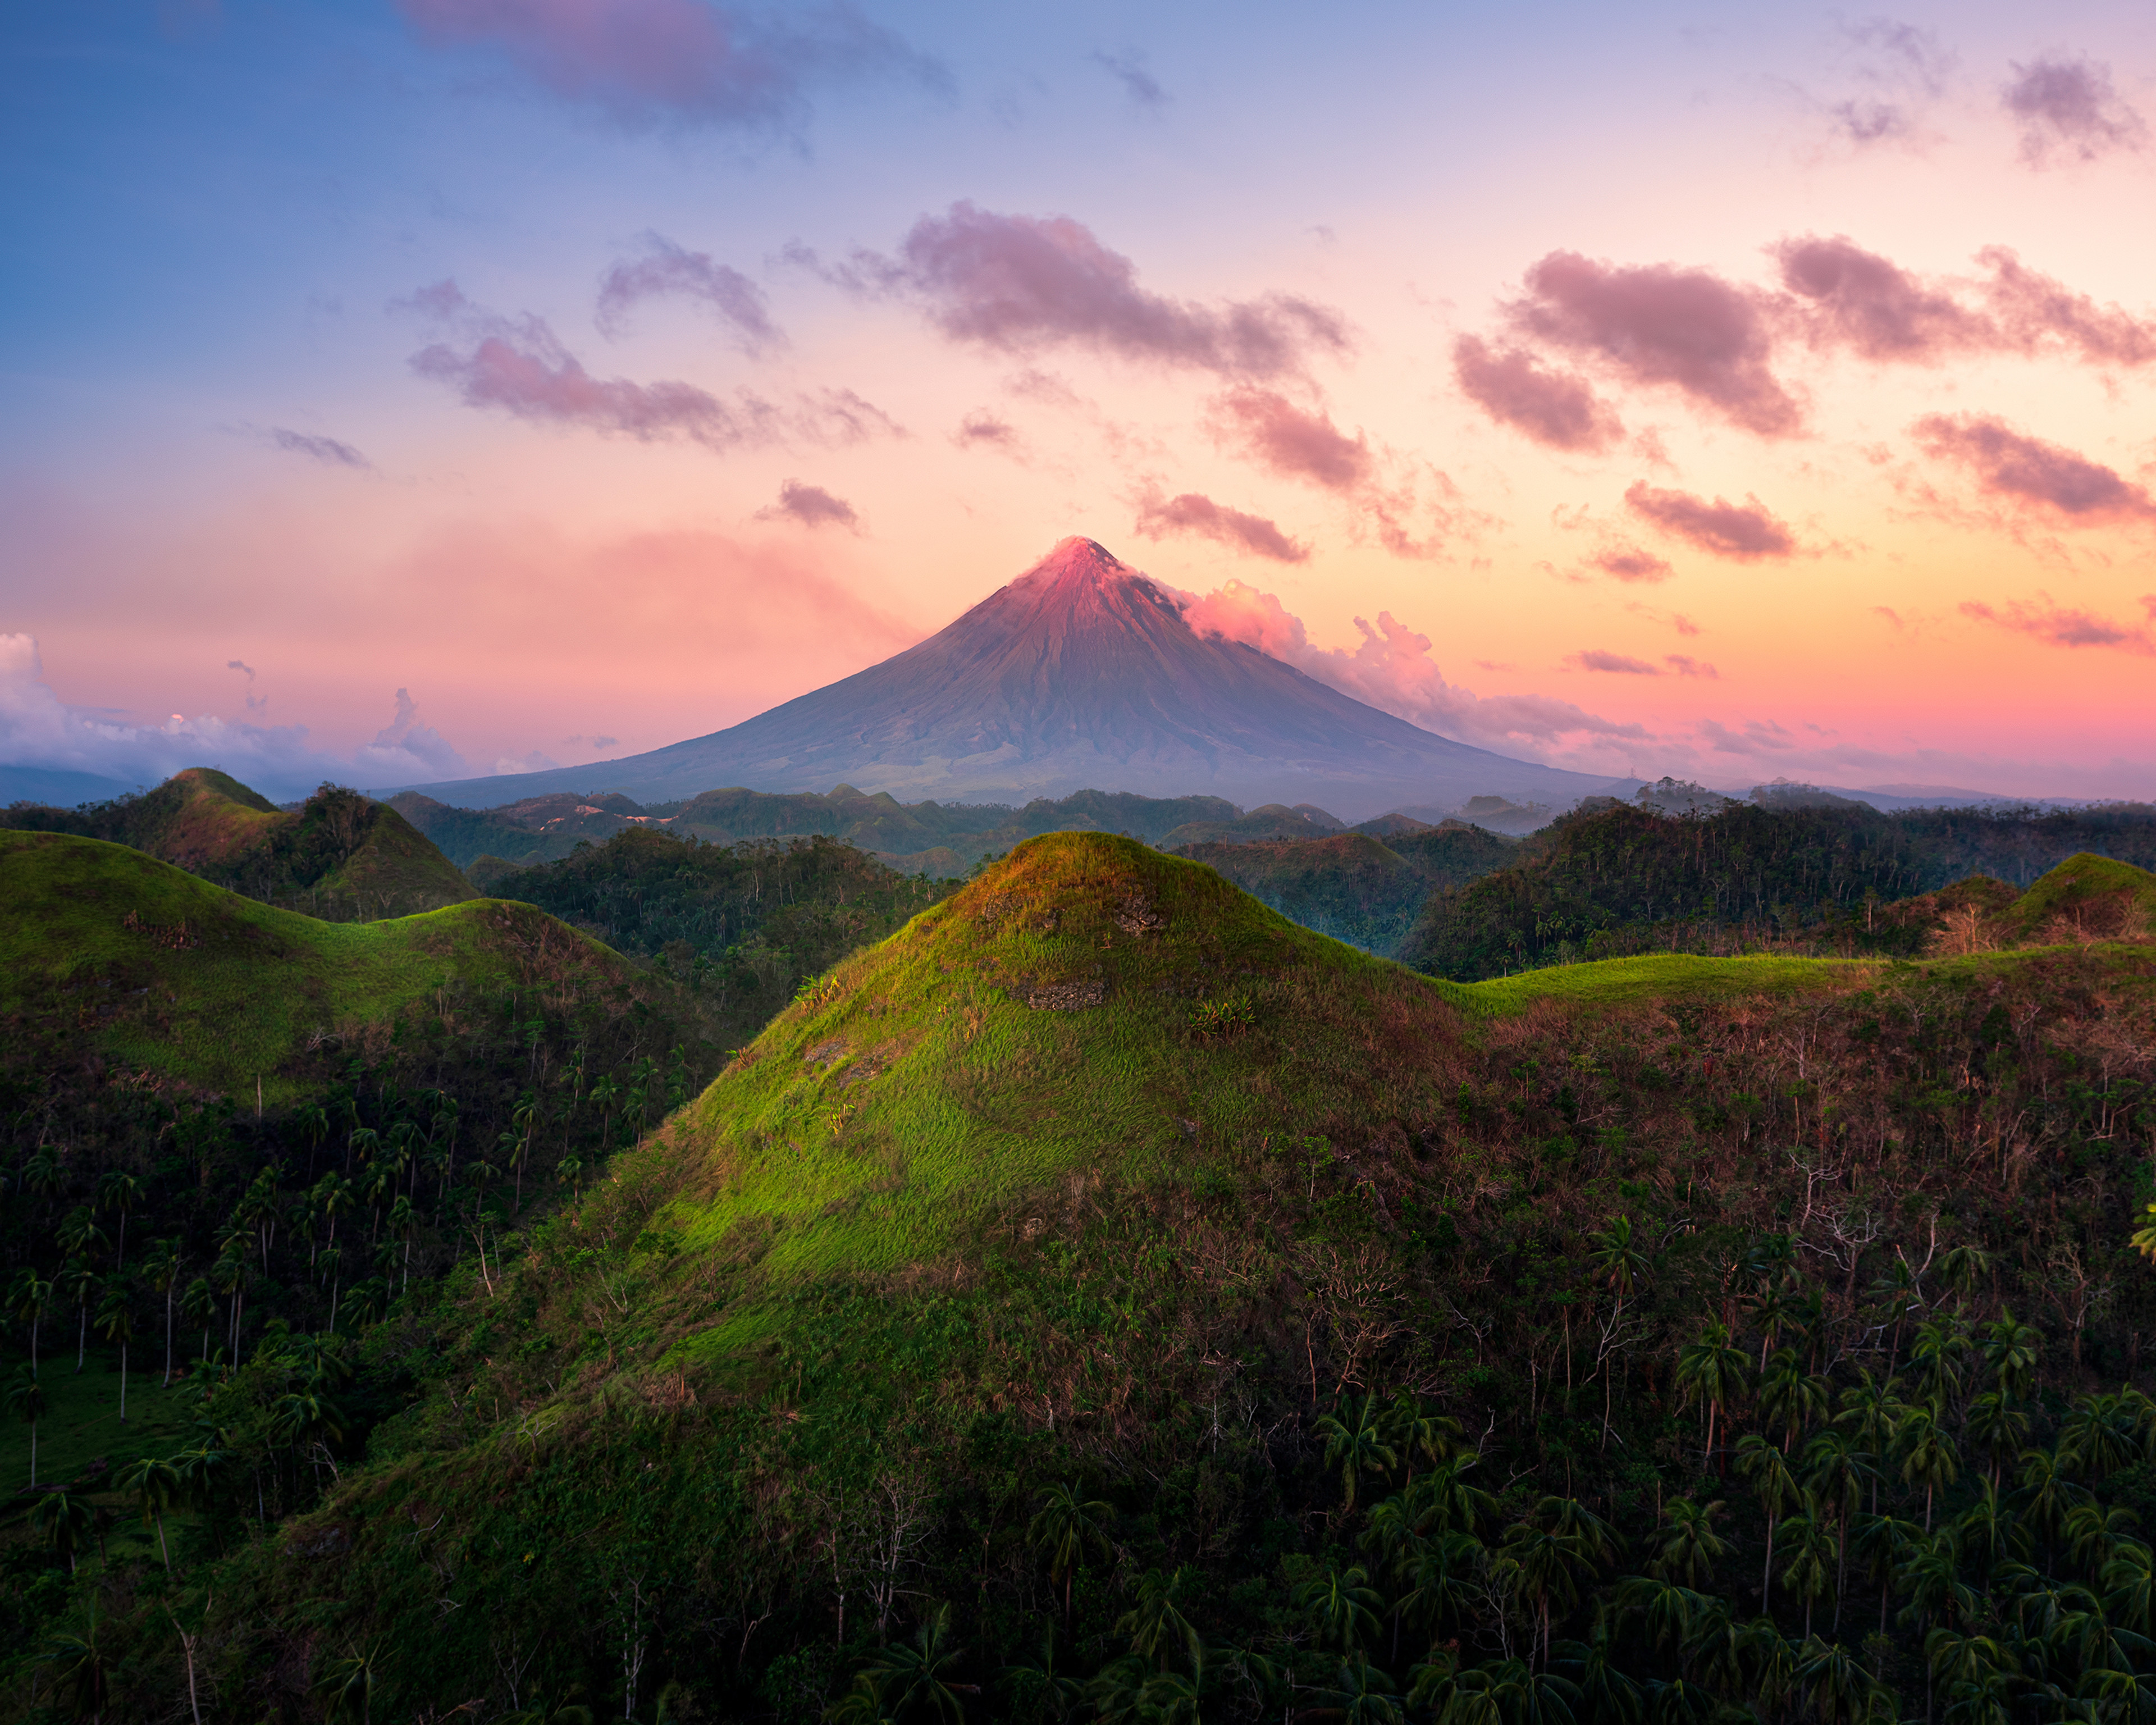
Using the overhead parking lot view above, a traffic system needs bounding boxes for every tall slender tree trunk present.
[118,1343,127,1422]
[163,1286,175,1387]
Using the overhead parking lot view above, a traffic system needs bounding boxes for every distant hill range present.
[0,768,474,920]
[388,536,1634,820]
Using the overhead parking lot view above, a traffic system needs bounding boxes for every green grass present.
[0,1349,199,1502]
[1431,950,1875,1017]
[0,830,650,1101]
[2009,851,2156,937]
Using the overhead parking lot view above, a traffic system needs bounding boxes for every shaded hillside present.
[1405,797,2156,978]
[479,826,962,1049]
[1176,823,1518,954]
[3,769,474,920]
[395,537,1623,816]
[33,834,2156,1721]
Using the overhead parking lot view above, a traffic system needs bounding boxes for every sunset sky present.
[5,0,2155,803]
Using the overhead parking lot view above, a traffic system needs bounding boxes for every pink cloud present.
[1961,594,2155,655]
[595,234,778,351]
[1506,250,1803,436]
[852,202,1349,378]
[1132,492,1307,563]
[1976,248,2156,367]
[2002,56,2146,167]
[1208,389,1372,489]
[1774,235,1989,361]
[1573,649,1659,674]
[1913,414,2156,522]
[1451,335,1624,451]
[1625,482,1798,559]
[396,0,938,130]
[754,479,859,532]
[1179,579,1650,747]
[403,280,900,450]
[1589,546,1674,583]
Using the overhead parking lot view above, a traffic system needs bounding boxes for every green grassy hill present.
[2006,851,2156,942]
[3,769,474,920]
[11,832,2156,1723]
[0,830,663,1101]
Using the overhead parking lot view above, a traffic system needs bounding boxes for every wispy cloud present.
[1961,593,2156,655]
[1132,491,1307,563]
[1625,482,1798,559]
[754,478,860,531]
[270,427,371,468]
[2002,55,2146,167]
[1914,414,2156,522]
[596,232,780,352]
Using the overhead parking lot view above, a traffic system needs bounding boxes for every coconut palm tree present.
[1120,1567,1205,1673]
[33,1485,95,1575]
[140,1239,184,1387]
[1835,1370,1906,1517]
[1793,1635,1879,1725]
[1651,1498,1730,1587]
[1027,1482,1112,1621]
[1758,1348,1831,1453]
[38,1599,111,1724]
[117,1453,182,1573]
[5,1366,45,1488]
[1737,1435,1798,1607]
[1676,1320,1751,1474]
[59,1254,98,1372]
[847,1603,975,1722]
[1776,1498,1837,1639]
[2058,1392,2141,1484]
[1964,1393,2029,1487]
[93,1276,134,1421]
[1803,1429,1871,1623]
[1980,1309,2041,1404]
[7,1268,51,1376]
[181,1276,216,1366]
[1316,1392,1400,1510]
[1295,1561,1385,1654]
[1305,1656,1405,1725]
[1895,1407,1961,1530]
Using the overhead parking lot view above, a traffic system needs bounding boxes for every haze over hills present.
[392,537,1630,820]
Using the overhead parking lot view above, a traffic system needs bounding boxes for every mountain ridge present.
[390,537,1628,819]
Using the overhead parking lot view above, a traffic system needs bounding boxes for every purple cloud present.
[1506,250,1802,436]
[1625,482,1798,559]
[1774,235,1989,361]
[1093,50,1167,109]
[403,280,900,451]
[596,234,778,351]
[857,202,1350,378]
[1573,649,1660,674]
[1664,654,1719,678]
[952,410,1022,454]
[270,427,371,468]
[1961,594,2155,655]
[1451,335,1624,451]
[1977,248,2156,367]
[2002,56,2146,167]
[1209,389,1372,489]
[396,0,941,131]
[1912,414,2156,522]
[1133,492,1308,563]
[755,478,859,531]
[1589,546,1674,583]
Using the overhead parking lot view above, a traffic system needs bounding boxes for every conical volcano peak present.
[1013,535,1157,596]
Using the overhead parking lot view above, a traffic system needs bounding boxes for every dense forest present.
[1405,801,2156,980]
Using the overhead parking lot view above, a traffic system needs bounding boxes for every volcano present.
[399,538,1623,818]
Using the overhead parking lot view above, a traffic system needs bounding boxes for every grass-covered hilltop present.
[10,825,2154,1723]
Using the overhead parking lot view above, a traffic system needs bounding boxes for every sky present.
[3,0,2154,804]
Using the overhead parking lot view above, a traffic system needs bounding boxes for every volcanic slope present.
[396,537,1621,816]
[0,829,700,1098]
[2,768,474,919]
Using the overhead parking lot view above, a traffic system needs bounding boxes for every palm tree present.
[1295,1561,1385,1654]
[1736,1435,1798,1607]
[1384,1392,1464,1481]
[2102,1539,2156,1637]
[1851,1511,1920,1638]
[1027,1482,1112,1620]
[294,1098,331,1179]
[5,1366,46,1488]
[118,1453,182,1573]
[1556,1616,1644,1724]
[1316,1392,1400,1510]
[97,1170,143,1269]
[1964,1393,2029,1487]
[94,1276,134,1421]
[7,1268,51,1376]
[1895,1407,1961,1530]
[2012,1445,2092,1565]
[998,1622,1084,1723]
[1776,1498,1837,1639]
[1897,1535,1979,1721]
[181,1276,216,1365]
[1082,1658,1198,1725]
[1676,1320,1750,1474]
[2063,1502,2140,1577]
[1758,1348,1831,1453]
[1793,1635,1879,1725]
[313,1640,380,1725]
[38,1599,111,1724]
[1119,1568,1204,1674]
[1980,1309,2041,1404]
[33,1485,95,1574]
[1651,1498,1730,1587]
[1802,1428,1870,1624]
[1836,1370,1906,1516]
[60,1255,98,1372]
[1499,1501,1610,1668]
[140,1239,184,1387]
[2058,1392,2140,1484]
[1305,1656,1405,1725]
[1953,1478,2030,1577]
[846,1603,975,1722]
[1588,1214,1650,1445]
[1908,1312,1971,1413]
